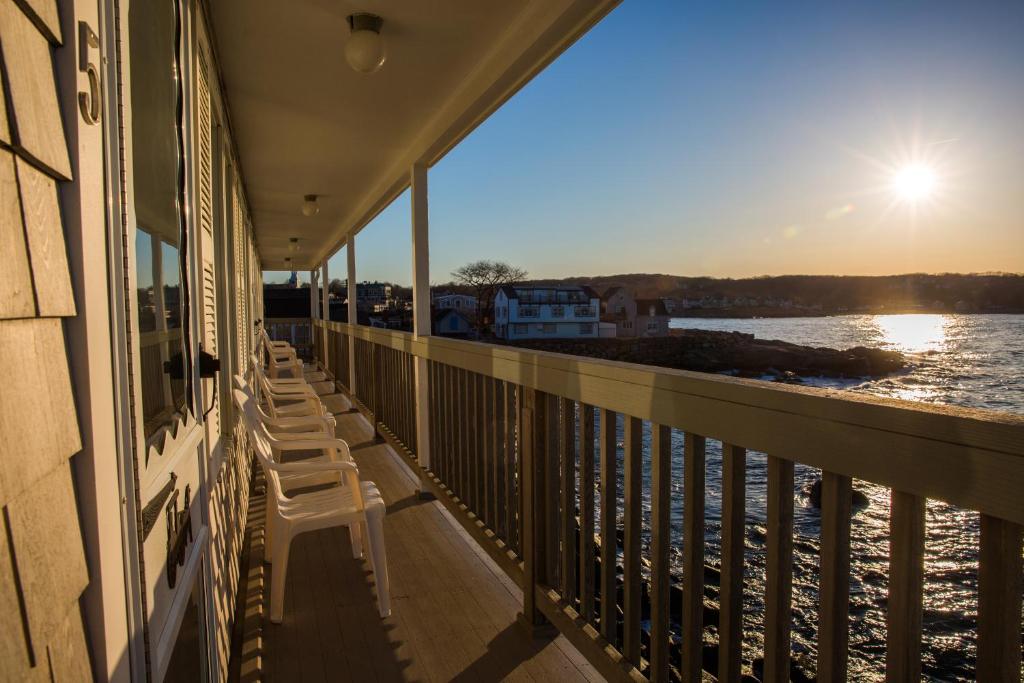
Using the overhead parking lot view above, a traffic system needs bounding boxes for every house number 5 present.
[77,21,101,125]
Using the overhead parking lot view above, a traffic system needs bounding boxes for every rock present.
[502,330,905,380]
[805,478,870,510]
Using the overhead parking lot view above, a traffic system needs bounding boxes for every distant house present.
[635,298,671,336]
[600,288,670,337]
[432,291,477,312]
[433,308,474,338]
[601,286,638,336]
[493,285,600,340]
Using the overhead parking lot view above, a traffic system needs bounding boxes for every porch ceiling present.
[208,0,619,270]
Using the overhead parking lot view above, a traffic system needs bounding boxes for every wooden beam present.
[682,433,706,683]
[578,404,596,624]
[977,514,1023,681]
[649,424,672,683]
[559,398,577,604]
[622,416,642,665]
[885,491,924,682]
[817,472,851,682]
[764,456,794,683]
[718,444,746,683]
[599,408,618,645]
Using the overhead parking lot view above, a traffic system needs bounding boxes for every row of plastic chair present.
[235,325,391,622]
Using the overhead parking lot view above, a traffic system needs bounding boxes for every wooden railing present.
[313,319,1024,682]
[264,317,313,360]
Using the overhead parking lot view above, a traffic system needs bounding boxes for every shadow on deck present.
[230,409,598,682]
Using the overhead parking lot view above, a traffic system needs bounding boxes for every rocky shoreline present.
[503,329,905,380]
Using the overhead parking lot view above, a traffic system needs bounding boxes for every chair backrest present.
[233,386,287,504]
[233,384,360,509]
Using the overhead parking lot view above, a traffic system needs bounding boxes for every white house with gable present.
[494,285,601,339]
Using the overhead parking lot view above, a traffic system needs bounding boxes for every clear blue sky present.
[317,1,1024,287]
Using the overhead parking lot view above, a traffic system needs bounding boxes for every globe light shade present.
[301,194,319,217]
[345,14,385,74]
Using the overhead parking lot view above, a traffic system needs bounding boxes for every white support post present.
[309,269,318,361]
[309,269,317,320]
[347,237,357,393]
[411,162,431,473]
[321,260,329,368]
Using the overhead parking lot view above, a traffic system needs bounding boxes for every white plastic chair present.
[250,355,334,421]
[259,327,327,382]
[232,374,334,439]
[234,386,391,621]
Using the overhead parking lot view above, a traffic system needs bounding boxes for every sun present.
[891,163,938,203]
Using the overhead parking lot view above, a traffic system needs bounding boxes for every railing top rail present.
[317,319,1024,522]
[264,317,315,324]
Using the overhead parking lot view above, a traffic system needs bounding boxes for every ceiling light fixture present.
[288,237,300,253]
[301,194,319,217]
[345,13,385,74]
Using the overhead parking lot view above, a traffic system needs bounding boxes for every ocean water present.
[629,314,1024,680]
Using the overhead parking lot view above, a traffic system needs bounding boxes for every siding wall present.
[0,0,91,679]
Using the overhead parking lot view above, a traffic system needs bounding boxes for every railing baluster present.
[623,416,643,664]
[545,395,560,586]
[599,408,618,645]
[719,444,746,683]
[519,387,544,628]
[978,514,1023,681]
[764,455,794,683]
[559,398,577,604]
[649,424,672,682]
[508,383,519,554]
[578,404,596,624]
[818,471,852,682]
[478,373,486,514]
[484,377,494,530]
[473,373,483,514]
[461,368,469,503]
[682,433,706,683]
[885,490,924,682]
[494,379,506,540]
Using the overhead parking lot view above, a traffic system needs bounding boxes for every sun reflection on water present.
[873,313,948,353]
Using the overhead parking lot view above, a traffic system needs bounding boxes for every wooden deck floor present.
[232,406,599,682]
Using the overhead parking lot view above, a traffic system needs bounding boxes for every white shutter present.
[196,46,221,461]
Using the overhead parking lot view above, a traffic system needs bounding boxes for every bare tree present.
[451,260,528,335]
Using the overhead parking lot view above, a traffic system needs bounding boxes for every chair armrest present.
[273,428,333,441]
[270,398,325,417]
[267,376,306,386]
[265,414,334,430]
[274,437,350,452]
[265,383,316,396]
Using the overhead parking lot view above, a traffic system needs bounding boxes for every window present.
[574,305,594,317]
[550,305,564,318]
[542,323,556,334]
[578,323,594,335]
[647,321,659,331]
[615,305,624,315]
[513,323,528,335]
[519,305,538,318]
[130,0,190,439]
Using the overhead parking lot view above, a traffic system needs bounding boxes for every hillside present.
[513,272,1024,315]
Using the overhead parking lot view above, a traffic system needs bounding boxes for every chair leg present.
[349,522,363,559]
[263,493,276,560]
[269,526,293,624]
[365,512,391,618]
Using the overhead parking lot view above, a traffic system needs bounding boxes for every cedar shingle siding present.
[0,0,91,678]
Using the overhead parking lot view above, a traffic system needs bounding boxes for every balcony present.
[238,319,1024,682]
[234,405,599,682]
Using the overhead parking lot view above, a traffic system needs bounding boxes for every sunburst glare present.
[891,163,938,203]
